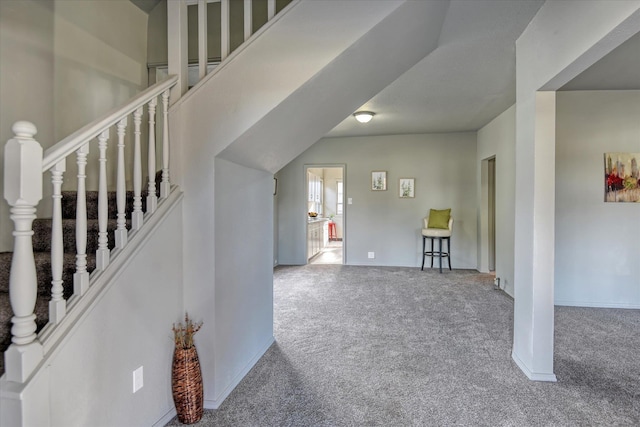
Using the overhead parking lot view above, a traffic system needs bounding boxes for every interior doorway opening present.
[480,156,496,274]
[488,157,496,272]
[305,165,345,264]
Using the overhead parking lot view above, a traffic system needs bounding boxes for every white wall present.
[477,105,516,296]
[0,0,55,252]
[555,91,640,308]
[0,0,149,250]
[40,197,183,426]
[278,133,478,268]
[213,157,274,406]
[53,0,149,192]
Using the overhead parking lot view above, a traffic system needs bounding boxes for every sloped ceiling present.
[326,0,639,138]
[130,0,162,14]
[560,30,640,91]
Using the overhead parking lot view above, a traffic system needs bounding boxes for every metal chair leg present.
[438,237,443,273]
[430,237,434,268]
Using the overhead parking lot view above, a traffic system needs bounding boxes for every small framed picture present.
[399,178,415,198]
[371,171,387,191]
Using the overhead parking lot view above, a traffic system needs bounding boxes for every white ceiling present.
[326,0,640,139]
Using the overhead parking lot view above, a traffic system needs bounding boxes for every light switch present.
[348,198,353,204]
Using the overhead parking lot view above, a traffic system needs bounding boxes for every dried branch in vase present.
[172,313,203,349]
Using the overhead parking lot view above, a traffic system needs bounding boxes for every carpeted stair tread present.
[0,251,96,296]
[60,190,151,220]
[32,218,128,254]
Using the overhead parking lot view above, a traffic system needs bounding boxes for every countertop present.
[307,217,329,223]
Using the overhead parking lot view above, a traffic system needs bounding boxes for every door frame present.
[479,155,496,273]
[303,164,346,264]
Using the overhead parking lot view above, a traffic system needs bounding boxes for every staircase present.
[0,182,158,375]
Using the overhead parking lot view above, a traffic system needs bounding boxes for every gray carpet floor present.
[167,265,640,426]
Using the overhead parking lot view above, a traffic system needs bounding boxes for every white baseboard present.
[555,300,640,309]
[511,351,557,382]
[152,407,177,427]
[204,335,276,410]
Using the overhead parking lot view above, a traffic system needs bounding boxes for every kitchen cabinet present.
[307,219,328,259]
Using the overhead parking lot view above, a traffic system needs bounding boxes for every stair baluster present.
[161,90,171,199]
[96,130,110,270]
[3,122,44,382]
[116,118,128,248]
[132,107,144,230]
[74,143,90,296]
[147,99,158,213]
[49,159,66,324]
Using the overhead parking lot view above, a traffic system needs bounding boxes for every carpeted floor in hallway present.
[166,265,640,426]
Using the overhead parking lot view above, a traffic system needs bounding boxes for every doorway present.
[305,165,345,264]
[488,157,496,272]
[480,156,496,273]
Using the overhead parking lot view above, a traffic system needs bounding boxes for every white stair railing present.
[2,76,178,383]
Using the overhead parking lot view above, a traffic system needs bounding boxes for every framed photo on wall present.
[604,152,640,202]
[399,178,415,198]
[371,171,387,191]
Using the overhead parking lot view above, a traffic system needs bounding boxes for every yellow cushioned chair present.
[421,210,453,273]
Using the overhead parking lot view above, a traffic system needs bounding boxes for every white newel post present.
[244,0,253,41]
[221,0,230,60]
[198,0,208,81]
[116,118,128,248]
[3,121,44,383]
[96,130,110,269]
[167,0,188,104]
[147,98,158,214]
[267,0,275,20]
[49,159,67,324]
[161,90,171,198]
[132,107,144,230]
[74,143,89,296]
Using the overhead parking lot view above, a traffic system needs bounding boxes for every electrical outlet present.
[133,366,143,393]
[368,252,375,259]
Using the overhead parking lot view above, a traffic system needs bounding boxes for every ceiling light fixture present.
[353,111,375,123]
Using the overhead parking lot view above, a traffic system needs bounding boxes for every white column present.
[147,98,158,214]
[74,143,89,296]
[244,0,252,41]
[3,121,44,383]
[512,92,557,382]
[221,0,230,60]
[115,118,128,248]
[49,159,66,324]
[168,0,188,103]
[96,130,110,270]
[511,1,638,382]
[161,90,171,198]
[198,0,208,81]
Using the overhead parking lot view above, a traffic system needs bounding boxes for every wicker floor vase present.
[172,346,204,424]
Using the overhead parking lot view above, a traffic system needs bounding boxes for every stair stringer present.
[168,0,450,407]
[1,188,185,427]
